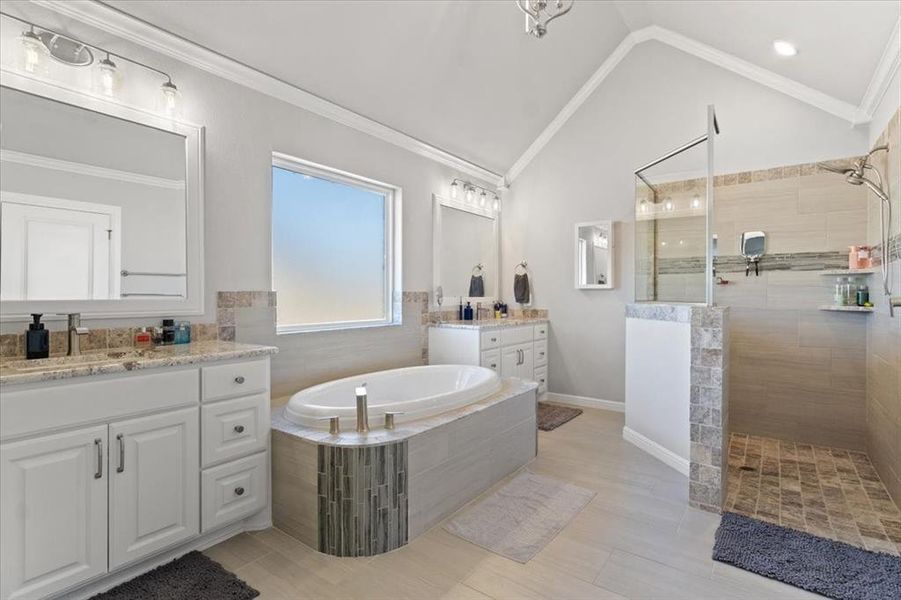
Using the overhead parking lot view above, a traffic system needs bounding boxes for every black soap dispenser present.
[463,302,474,321]
[26,313,49,359]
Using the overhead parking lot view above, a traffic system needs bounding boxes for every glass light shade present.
[19,29,48,75]
[465,187,474,203]
[691,195,701,209]
[95,57,120,97]
[450,181,458,199]
[663,198,674,211]
[493,195,500,211]
[479,190,487,206]
[158,81,180,117]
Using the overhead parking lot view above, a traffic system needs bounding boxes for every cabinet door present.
[500,346,521,377]
[1,426,108,600]
[518,344,535,380]
[109,407,199,569]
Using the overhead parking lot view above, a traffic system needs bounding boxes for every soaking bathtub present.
[283,364,502,429]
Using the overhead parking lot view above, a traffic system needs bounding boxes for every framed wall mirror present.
[0,73,204,320]
[432,194,499,309]
[575,220,615,290]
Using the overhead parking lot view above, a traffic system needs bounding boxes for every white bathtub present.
[283,364,502,429]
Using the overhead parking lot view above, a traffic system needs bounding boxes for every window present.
[271,153,401,333]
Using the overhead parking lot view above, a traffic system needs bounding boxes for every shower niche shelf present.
[818,305,873,313]
[819,268,877,276]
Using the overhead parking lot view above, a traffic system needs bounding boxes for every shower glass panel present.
[634,107,716,304]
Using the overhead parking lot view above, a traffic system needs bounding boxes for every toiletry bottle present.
[25,313,49,359]
[134,328,152,348]
[174,321,190,344]
[161,319,176,345]
[857,284,869,307]
[494,301,501,319]
[463,301,474,321]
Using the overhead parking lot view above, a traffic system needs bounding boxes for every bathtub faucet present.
[355,384,370,433]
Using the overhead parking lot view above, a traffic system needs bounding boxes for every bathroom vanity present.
[428,320,549,396]
[0,342,277,600]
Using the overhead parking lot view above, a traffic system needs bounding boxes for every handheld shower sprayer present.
[817,146,895,316]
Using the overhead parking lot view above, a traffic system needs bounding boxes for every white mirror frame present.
[574,220,615,290]
[0,69,205,321]
[432,194,499,309]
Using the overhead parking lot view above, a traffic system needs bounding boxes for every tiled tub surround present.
[865,107,901,507]
[624,304,728,513]
[270,378,538,556]
[726,433,901,556]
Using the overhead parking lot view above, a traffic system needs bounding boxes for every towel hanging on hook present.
[514,261,530,304]
[469,263,485,297]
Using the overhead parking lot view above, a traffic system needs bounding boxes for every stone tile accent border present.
[726,433,901,556]
[318,441,408,557]
[659,251,849,275]
[689,305,729,513]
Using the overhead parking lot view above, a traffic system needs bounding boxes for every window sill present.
[276,319,403,335]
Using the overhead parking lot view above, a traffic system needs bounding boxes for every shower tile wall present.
[866,108,901,505]
[655,161,871,451]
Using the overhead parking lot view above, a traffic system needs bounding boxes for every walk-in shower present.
[634,106,718,304]
[818,146,896,315]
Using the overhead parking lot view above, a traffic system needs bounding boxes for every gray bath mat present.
[713,512,901,600]
[90,551,259,600]
[537,402,582,431]
[445,471,595,563]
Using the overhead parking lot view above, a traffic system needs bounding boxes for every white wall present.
[868,66,900,146]
[501,40,870,402]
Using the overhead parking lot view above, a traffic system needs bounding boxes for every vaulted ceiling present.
[102,0,900,178]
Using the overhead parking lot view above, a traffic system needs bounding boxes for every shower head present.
[847,172,890,202]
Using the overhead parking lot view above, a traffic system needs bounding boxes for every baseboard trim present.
[622,426,690,476]
[544,392,625,413]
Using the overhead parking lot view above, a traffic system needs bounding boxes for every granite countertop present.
[430,317,548,330]
[0,341,278,386]
[271,377,538,447]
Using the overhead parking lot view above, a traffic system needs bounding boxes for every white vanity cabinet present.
[429,323,548,395]
[0,352,273,600]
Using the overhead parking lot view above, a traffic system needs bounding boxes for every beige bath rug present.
[444,471,595,563]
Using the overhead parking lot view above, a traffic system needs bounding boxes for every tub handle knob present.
[317,416,341,435]
[383,411,404,430]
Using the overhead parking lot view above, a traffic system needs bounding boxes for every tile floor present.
[726,432,901,556]
[205,409,822,599]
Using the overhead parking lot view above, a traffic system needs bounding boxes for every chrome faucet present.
[66,313,90,356]
[355,384,370,433]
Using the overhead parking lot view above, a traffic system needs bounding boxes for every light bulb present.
[465,186,474,203]
[479,190,487,207]
[493,195,499,211]
[664,198,674,211]
[639,200,648,214]
[158,80,180,116]
[661,241,668,247]
[691,195,701,209]
[450,181,458,199]
[96,55,119,97]
[19,28,47,74]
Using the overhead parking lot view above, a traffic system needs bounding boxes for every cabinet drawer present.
[480,349,501,372]
[500,326,533,346]
[202,394,269,467]
[202,359,269,402]
[534,365,548,395]
[202,452,268,532]
[480,330,501,350]
[534,323,548,340]
[534,339,548,367]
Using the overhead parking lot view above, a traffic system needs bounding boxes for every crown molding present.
[30,0,505,187]
[505,24,877,185]
[855,18,901,125]
[1,148,186,189]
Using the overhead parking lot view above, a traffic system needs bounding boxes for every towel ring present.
[514,261,528,275]
[472,263,483,276]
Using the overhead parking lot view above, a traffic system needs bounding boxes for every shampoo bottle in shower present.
[25,313,49,359]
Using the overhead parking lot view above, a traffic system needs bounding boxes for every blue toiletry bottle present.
[463,302,474,321]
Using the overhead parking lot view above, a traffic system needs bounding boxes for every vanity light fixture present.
[449,178,500,211]
[450,180,459,199]
[516,0,575,38]
[4,11,182,115]
[465,185,475,204]
[479,190,487,207]
[773,40,797,57]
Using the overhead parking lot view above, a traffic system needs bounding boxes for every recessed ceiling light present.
[773,40,797,57]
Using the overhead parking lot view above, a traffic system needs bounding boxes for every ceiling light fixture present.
[773,40,797,57]
[515,0,574,39]
[4,11,182,115]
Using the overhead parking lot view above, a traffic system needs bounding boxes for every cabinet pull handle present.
[490,337,497,342]
[490,363,497,369]
[94,438,103,479]
[234,486,245,496]
[234,376,245,384]
[117,434,125,473]
[234,425,245,434]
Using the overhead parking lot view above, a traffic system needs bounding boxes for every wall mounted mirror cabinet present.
[0,79,204,320]
[432,194,499,309]
[575,220,614,289]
